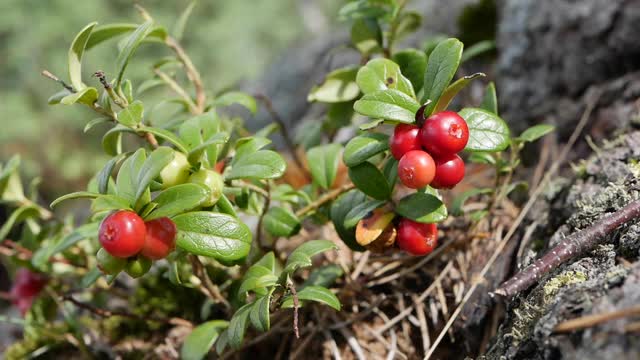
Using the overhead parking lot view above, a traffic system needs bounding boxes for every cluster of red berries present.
[389,110,469,256]
[97,211,177,277]
[9,268,47,315]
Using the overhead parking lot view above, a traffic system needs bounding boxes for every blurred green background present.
[0,0,340,198]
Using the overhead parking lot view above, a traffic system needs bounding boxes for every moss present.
[543,271,587,303]
[627,159,640,179]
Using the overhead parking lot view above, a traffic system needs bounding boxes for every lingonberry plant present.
[0,1,555,358]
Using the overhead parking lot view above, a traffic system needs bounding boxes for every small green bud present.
[159,150,191,189]
[188,169,223,207]
[96,248,127,275]
[125,256,152,278]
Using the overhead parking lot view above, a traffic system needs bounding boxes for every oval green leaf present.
[308,66,360,103]
[347,162,391,200]
[181,320,228,360]
[68,22,97,91]
[307,144,342,189]
[395,192,447,223]
[459,107,511,152]
[343,133,389,167]
[354,89,420,123]
[263,207,301,237]
[421,38,463,115]
[226,150,286,180]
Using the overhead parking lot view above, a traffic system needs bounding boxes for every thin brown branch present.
[295,183,356,218]
[254,94,309,179]
[189,255,230,309]
[554,305,640,333]
[495,198,640,297]
[153,68,197,112]
[41,70,75,92]
[63,294,192,327]
[287,278,300,339]
[165,36,206,113]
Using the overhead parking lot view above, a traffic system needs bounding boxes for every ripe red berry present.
[10,269,47,315]
[390,124,422,160]
[420,111,469,156]
[397,150,435,189]
[431,154,465,189]
[141,217,177,260]
[99,210,146,258]
[396,219,438,256]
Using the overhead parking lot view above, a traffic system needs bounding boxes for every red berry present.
[10,269,47,315]
[431,154,465,189]
[99,210,146,258]
[390,124,422,160]
[420,111,469,156]
[396,219,438,256]
[397,150,435,189]
[141,217,177,260]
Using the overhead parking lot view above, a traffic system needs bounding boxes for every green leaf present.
[97,153,129,194]
[173,1,198,41]
[421,38,464,114]
[84,117,111,133]
[50,191,100,208]
[0,206,39,240]
[343,199,386,229]
[263,207,301,237]
[348,162,391,200]
[307,144,342,189]
[343,133,389,167]
[117,100,144,127]
[480,82,498,115]
[395,11,422,40]
[356,58,415,97]
[81,268,102,288]
[137,79,165,95]
[284,240,338,274]
[305,264,344,288]
[233,137,272,162]
[249,289,274,332]
[354,89,420,123]
[393,49,427,92]
[459,108,511,152]
[48,90,73,105]
[173,212,252,262]
[382,157,398,189]
[238,252,278,296]
[60,87,98,106]
[115,21,154,88]
[432,72,485,113]
[330,190,367,251]
[181,320,228,360]
[325,101,355,132]
[122,80,134,103]
[187,133,229,165]
[295,120,323,150]
[308,66,360,103]
[461,40,495,63]
[351,18,382,55]
[68,22,97,91]
[135,147,174,204]
[85,23,136,49]
[339,0,395,21]
[31,223,98,269]
[226,303,252,349]
[451,188,493,216]
[216,194,238,218]
[91,195,132,213]
[102,125,134,155]
[285,286,341,311]
[226,150,286,180]
[395,192,447,223]
[517,124,555,143]
[469,152,496,165]
[213,91,257,114]
[115,148,146,207]
[140,125,189,153]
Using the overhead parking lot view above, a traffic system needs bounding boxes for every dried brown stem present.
[287,278,300,339]
[41,70,75,92]
[554,305,640,333]
[153,68,197,112]
[495,198,640,297]
[165,36,206,113]
[189,255,230,309]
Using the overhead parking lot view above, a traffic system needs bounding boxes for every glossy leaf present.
[263,207,301,237]
[421,38,464,115]
[305,264,344,288]
[140,125,189,153]
[85,23,136,49]
[173,212,252,262]
[50,191,100,208]
[517,124,555,143]
[68,22,97,91]
[356,58,415,97]
[0,206,39,240]
[308,67,360,103]
[460,40,495,63]
[249,289,274,332]
[451,188,493,216]
[307,144,342,189]
[181,320,228,360]
[343,133,389,167]
[284,240,338,274]
[348,162,391,200]
[48,90,73,105]
[91,195,132,214]
[393,49,427,92]
[343,199,386,229]
[233,137,272,162]
[31,223,99,268]
[226,150,286,180]
[282,285,341,311]
[354,89,420,123]
[187,133,229,165]
[225,302,252,349]
[338,0,394,20]
[115,148,146,207]
[135,147,174,204]
[351,18,382,55]
[330,190,367,251]
[395,192,447,223]
[115,21,154,88]
[117,100,144,127]
[97,153,129,194]
[432,72,485,113]
[459,108,511,152]
[480,82,498,115]
[382,157,398,189]
[60,87,98,106]
[213,91,257,114]
[83,118,111,133]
